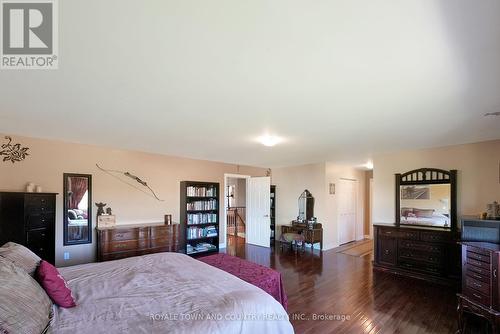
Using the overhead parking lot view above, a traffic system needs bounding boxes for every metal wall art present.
[0,136,29,163]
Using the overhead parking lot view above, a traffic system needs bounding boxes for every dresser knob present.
[384,250,389,255]
[494,269,497,278]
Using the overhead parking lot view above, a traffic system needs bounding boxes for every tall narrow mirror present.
[298,189,314,222]
[63,173,92,245]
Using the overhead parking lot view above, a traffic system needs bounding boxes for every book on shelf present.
[187,225,218,240]
[186,186,217,197]
[186,199,217,211]
[187,212,217,225]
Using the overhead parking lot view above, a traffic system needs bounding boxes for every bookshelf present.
[270,185,276,246]
[180,181,220,256]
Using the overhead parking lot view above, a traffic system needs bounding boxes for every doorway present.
[223,174,271,250]
[338,178,358,245]
[226,177,247,243]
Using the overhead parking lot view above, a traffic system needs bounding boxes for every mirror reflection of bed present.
[64,174,92,245]
[400,184,451,227]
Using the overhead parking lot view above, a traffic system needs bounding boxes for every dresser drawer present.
[25,213,53,229]
[399,240,443,254]
[467,258,491,271]
[378,228,399,238]
[464,287,491,307]
[401,231,419,240]
[420,231,449,243]
[467,250,490,264]
[466,246,491,257]
[399,250,443,265]
[378,237,397,265]
[150,227,170,239]
[105,229,140,242]
[465,265,491,283]
[465,276,490,296]
[106,239,148,253]
[26,229,50,259]
[466,262,490,277]
[398,260,443,275]
[24,195,55,213]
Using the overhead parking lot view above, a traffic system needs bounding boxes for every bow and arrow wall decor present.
[96,164,165,201]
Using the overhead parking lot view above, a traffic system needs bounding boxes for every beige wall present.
[0,134,266,266]
[272,162,366,250]
[373,139,500,225]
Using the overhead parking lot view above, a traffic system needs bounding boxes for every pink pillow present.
[36,260,76,308]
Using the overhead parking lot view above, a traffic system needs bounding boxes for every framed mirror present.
[298,189,314,222]
[396,168,457,231]
[63,173,92,245]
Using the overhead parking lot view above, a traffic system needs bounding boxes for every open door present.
[246,176,271,247]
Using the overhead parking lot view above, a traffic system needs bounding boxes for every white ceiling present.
[1,0,500,168]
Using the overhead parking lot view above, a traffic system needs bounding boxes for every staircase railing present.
[227,207,246,236]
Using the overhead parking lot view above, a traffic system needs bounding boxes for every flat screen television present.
[461,217,500,243]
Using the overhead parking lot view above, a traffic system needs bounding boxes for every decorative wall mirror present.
[63,173,92,245]
[298,189,315,222]
[396,168,457,231]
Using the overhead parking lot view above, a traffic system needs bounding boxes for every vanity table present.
[281,222,323,250]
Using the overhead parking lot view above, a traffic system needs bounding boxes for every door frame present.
[221,173,251,249]
[337,178,359,245]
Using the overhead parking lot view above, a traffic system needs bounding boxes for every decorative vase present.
[35,185,42,193]
[26,182,35,192]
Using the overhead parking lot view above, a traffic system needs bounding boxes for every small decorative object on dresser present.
[96,223,180,261]
[165,214,172,225]
[97,215,116,229]
[95,202,106,217]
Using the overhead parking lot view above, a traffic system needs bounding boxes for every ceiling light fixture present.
[257,134,283,147]
[484,112,500,117]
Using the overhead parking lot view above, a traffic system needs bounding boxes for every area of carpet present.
[339,240,373,257]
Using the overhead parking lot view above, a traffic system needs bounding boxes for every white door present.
[338,179,357,245]
[246,176,271,247]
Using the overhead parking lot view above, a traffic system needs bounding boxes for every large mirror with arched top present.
[396,168,457,231]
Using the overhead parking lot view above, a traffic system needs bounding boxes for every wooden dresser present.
[97,223,180,262]
[0,192,57,264]
[373,224,460,285]
[457,242,500,333]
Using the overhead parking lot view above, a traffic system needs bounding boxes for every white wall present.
[272,162,365,250]
[0,134,266,266]
[373,139,500,225]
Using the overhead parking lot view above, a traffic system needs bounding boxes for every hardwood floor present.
[223,235,457,334]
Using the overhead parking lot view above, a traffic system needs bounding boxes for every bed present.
[400,213,450,227]
[49,252,294,334]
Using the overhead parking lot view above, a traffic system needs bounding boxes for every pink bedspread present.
[199,253,288,310]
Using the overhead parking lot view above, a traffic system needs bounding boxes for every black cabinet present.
[0,192,57,264]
